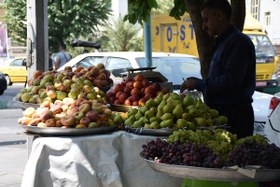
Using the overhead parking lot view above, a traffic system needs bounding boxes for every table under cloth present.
[21,131,182,187]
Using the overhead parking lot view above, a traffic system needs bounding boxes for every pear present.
[163,103,173,113]
[154,92,163,105]
[188,107,200,118]
[170,92,181,101]
[132,120,143,128]
[128,108,138,117]
[124,116,136,126]
[158,100,166,111]
[206,118,214,126]
[183,93,194,107]
[139,116,149,124]
[145,98,156,109]
[144,110,154,119]
[163,93,170,101]
[113,114,123,125]
[140,106,148,115]
[150,121,160,129]
[195,117,207,127]
[209,108,219,118]
[172,100,183,107]
[156,109,163,119]
[195,99,207,112]
[160,119,173,128]
[144,123,151,129]
[149,107,157,115]
[176,118,188,128]
[218,115,228,124]
[213,115,228,126]
[161,113,173,121]
[150,116,160,123]
[172,104,184,119]
[182,112,192,121]
[134,111,143,121]
[186,121,196,129]
[166,97,175,104]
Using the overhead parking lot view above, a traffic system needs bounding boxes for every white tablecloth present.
[21,131,182,187]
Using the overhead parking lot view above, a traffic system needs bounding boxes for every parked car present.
[58,51,272,130]
[58,52,202,87]
[0,57,27,86]
[264,91,280,147]
[0,71,7,95]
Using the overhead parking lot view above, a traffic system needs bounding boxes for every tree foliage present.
[124,0,246,78]
[101,17,143,52]
[48,0,111,52]
[1,0,27,45]
[1,0,112,53]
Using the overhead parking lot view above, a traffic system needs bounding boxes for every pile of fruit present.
[105,74,169,106]
[141,130,280,169]
[123,92,228,129]
[15,64,113,104]
[18,97,122,128]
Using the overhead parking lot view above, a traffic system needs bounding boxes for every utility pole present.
[26,0,48,81]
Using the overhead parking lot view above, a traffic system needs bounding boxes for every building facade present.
[111,0,128,19]
[247,0,280,54]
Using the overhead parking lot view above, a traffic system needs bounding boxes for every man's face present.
[201,8,221,37]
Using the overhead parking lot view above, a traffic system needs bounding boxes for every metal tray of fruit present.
[124,126,175,136]
[110,104,139,112]
[20,124,119,136]
[141,155,280,182]
[13,98,40,110]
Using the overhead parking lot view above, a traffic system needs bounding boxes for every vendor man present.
[180,0,256,139]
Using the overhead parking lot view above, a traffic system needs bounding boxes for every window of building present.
[265,12,271,26]
[251,0,260,20]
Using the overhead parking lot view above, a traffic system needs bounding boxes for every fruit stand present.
[16,65,280,187]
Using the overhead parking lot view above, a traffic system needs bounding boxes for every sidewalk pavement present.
[0,109,28,187]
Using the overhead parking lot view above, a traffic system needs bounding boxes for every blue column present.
[144,15,152,67]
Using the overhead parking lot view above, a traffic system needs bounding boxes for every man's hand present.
[180,78,198,93]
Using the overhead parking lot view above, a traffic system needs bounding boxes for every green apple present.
[47,90,57,99]
[83,85,93,94]
[84,79,93,86]
[63,79,72,88]
[21,93,31,103]
[87,92,97,100]
[56,91,67,100]
[54,81,62,90]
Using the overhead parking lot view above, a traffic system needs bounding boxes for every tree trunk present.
[184,0,215,78]
[231,0,246,31]
[184,0,246,78]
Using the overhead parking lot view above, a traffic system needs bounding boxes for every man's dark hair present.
[201,0,232,21]
[59,42,66,50]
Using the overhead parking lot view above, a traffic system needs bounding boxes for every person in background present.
[49,53,54,71]
[54,43,71,70]
[180,0,256,139]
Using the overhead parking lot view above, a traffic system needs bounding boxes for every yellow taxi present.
[0,57,27,85]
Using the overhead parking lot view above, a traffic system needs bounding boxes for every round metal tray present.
[141,155,280,182]
[110,104,139,112]
[124,126,175,136]
[20,124,118,136]
[13,98,40,110]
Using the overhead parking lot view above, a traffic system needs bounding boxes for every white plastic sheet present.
[21,131,182,187]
